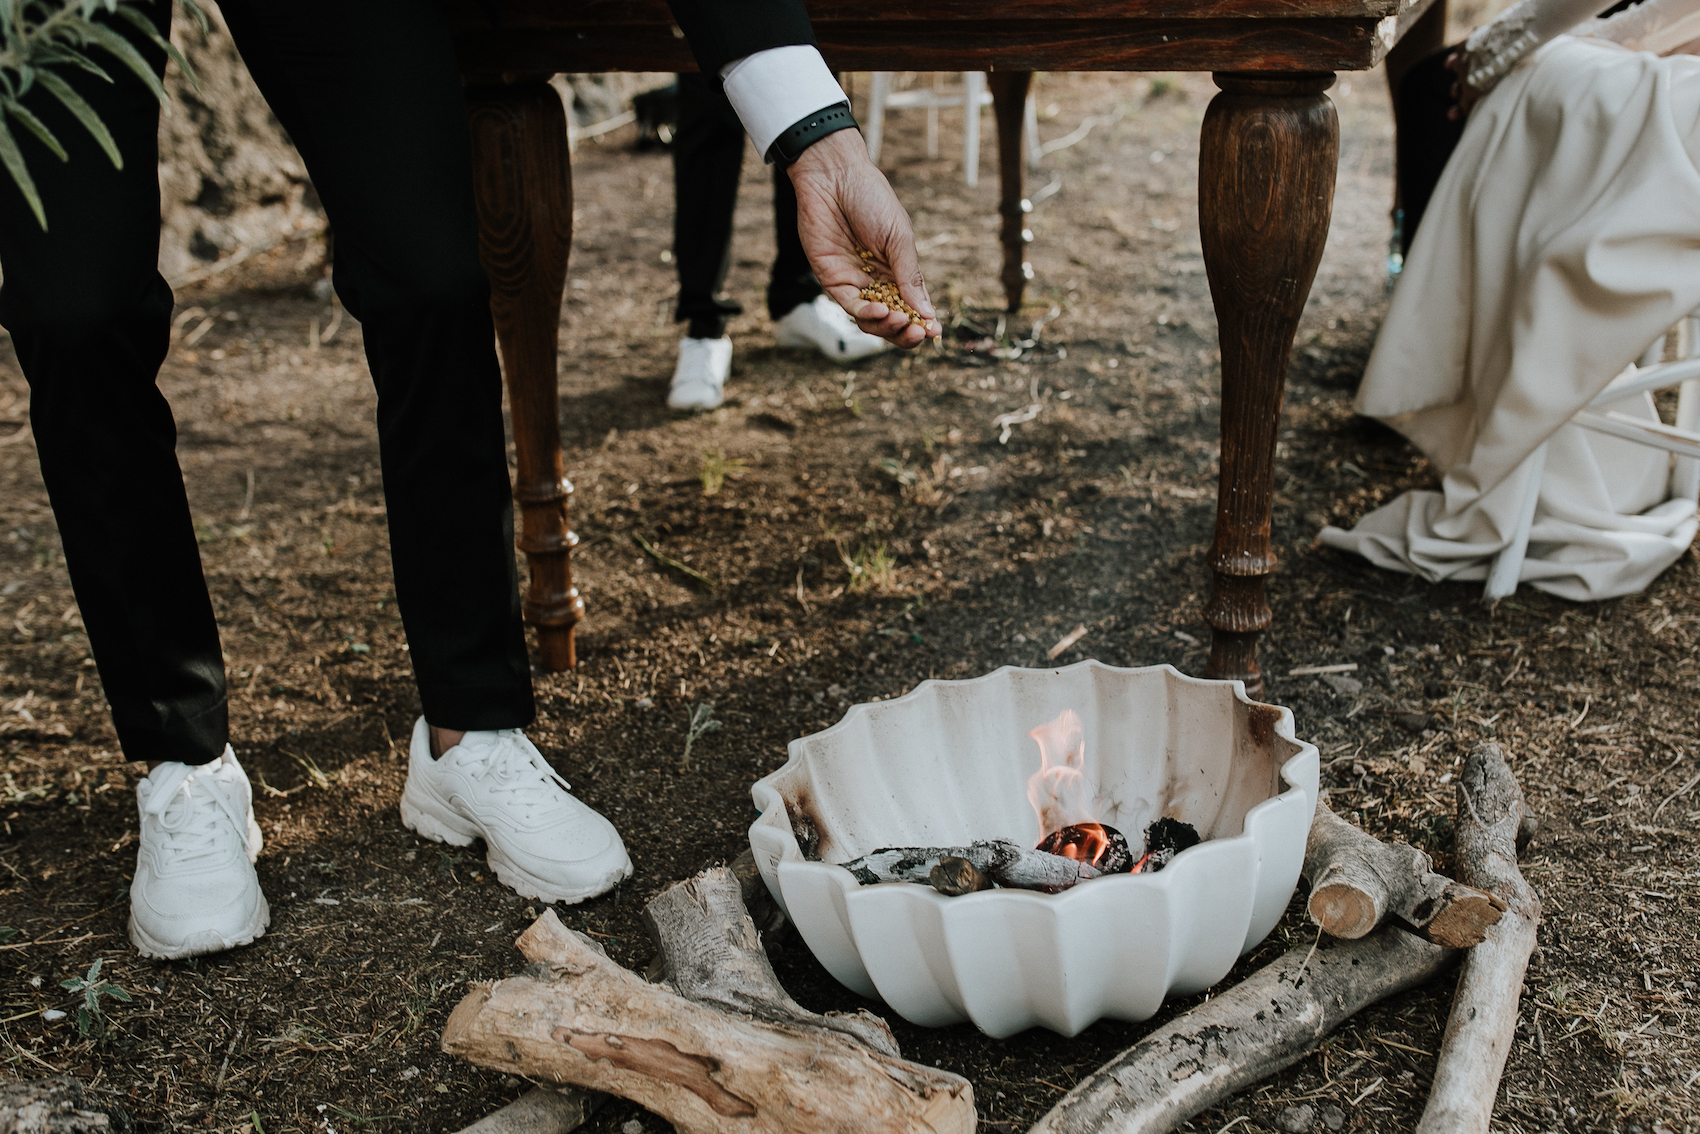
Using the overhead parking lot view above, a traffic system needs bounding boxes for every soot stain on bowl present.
[1247,702,1283,748]
[784,788,824,861]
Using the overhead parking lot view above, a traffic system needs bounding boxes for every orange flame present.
[1038,822,1112,866]
[1025,709,1098,840]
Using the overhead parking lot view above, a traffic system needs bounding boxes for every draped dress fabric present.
[1320,36,1700,600]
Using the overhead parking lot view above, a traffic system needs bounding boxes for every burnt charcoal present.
[1036,823,1134,873]
[1136,817,1202,873]
[1146,817,1201,855]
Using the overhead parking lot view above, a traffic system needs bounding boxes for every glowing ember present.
[1037,822,1134,873]
[1025,709,1099,840]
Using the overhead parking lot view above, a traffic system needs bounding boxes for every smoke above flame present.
[1025,709,1100,841]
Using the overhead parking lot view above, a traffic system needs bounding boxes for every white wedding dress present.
[1320,32,1700,599]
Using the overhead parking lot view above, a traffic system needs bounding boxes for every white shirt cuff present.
[719,45,848,161]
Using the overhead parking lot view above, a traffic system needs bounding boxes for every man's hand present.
[787,128,941,349]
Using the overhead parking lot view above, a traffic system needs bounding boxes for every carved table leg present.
[467,78,583,671]
[1198,73,1338,699]
[989,71,1033,313]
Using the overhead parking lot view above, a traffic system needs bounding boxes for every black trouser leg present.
[0,0,533,759]
[672,71,825,333]
[767,163,821,321]
[0,0,228,766]
[218,0,532,731]
[673,72,747,339]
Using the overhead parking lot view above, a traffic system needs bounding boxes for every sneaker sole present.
[401,777,633,904]
[486,845,633,906]
[774,327,888,362]
[399,779,480,848]
[129,892,271,961]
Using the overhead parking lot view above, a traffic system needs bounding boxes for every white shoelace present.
[455,731,574,823]
[141,762,249,871]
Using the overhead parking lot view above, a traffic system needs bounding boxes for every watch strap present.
[765,102,858,167]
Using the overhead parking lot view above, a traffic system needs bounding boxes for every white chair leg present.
[926,74,941,159]
[1024,84,1041,169]
[1674,378,1700,502]
[963,71,984,187]
[1484,441,1548,601]
[866,72,891,163]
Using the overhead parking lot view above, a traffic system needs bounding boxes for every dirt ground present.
[1,68,1697,1134]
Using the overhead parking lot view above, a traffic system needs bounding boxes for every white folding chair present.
[1483,312,1700,599]
[863,72,997,185]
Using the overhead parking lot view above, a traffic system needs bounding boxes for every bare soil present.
[1,70,1696,1134]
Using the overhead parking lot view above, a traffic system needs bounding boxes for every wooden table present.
[446,0,1447,698]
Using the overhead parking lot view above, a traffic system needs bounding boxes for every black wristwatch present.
[765,102,858,167]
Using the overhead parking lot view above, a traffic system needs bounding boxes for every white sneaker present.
[668,336,732,411]
[775,294,890,362]
[400,718,632,904]
[129,749,269,960]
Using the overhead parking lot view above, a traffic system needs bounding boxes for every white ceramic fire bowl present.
[747,661,1319,1038]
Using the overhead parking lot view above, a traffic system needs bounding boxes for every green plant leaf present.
[35,45,114,84]
[179,0,208,34]
[4,99,66,160]
[35,69,119,167]
[104,985,132,1002]
[3,147,58,226]
[86,957,103,982]
[79,22,166,106]
[112,5,196,91]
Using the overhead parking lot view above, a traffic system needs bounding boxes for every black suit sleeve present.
[665,0,817,77]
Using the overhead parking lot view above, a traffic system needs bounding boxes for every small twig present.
[238,467,255,522]
[215,1023,244,1090]
[1035,102,1129,157]
[1047,624,1087,660]
[633,533,715,589]
[321,301,344,343]
[794,565,812,613]
[679,703,722,771]
[992,401,1042,444]
[1652,770,1700,821]
[1297,924,1324,978]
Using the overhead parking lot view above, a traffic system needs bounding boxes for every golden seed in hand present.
[855,246,927,328]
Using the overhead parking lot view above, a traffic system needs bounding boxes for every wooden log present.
[1029,927,1458,1134]
[642,868,901,1058]
[1415,744,1541,1134]
[841,839,1101,892]
[451,1085,603,1134]
[442,874,975,1134]
[0,1077,127,1133]
[930,856,994,896]
[1304,798,1505,948]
